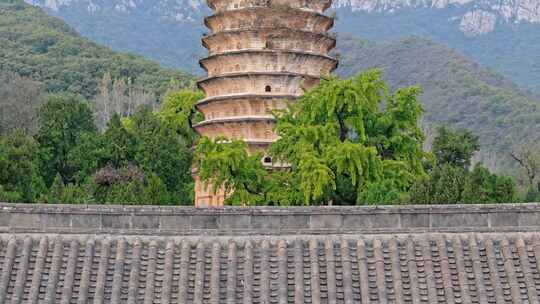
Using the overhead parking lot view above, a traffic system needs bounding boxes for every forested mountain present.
[0,0,194,99]
[24,0,540,92]
[334,10,540,94]
[3,0,540,170]
[337,36,540,168]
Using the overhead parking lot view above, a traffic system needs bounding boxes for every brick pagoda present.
[194,0,338,206]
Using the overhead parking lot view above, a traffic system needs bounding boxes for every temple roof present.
[1,203,540,303]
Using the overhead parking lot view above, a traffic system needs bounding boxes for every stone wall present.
[0,203,538,236]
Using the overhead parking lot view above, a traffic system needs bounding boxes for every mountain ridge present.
[25,0,540,35]
[23,0,540,92]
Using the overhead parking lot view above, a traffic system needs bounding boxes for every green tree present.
[411,126,477,204]
[462,164,518,203]
[411,127,519,204]
[67,113,137,184]
[0,185,23,203]
[37,94,97,184]
[158,90,204,143]
[410,165,468,204]
[47,173,64,203]
[142,174,173,205]
[195,138,270,205]
[66,132,104,184]
[131,107,194,204]
[64,105,195,205]
[101,114,136,167]
[0,129,46,202]
[196,70,428,205]
[271,70,426,205]
[432,126,479,169]
[58,183,94,204]
[46,173,93,204]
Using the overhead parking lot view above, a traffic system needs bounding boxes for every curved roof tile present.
[0,203,538,303]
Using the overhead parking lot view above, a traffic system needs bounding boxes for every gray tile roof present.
[1,233,540,303]
[1,203,540,303]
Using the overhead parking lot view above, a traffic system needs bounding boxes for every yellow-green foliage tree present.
[196,70,428,205]
[157,90,204,143]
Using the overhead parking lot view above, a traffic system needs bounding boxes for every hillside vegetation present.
[336,36,540,169]
[0,0,194,99]
[334,9,540,93]
[24,1,540,93]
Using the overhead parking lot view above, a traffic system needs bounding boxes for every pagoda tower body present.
[194,0,338,206]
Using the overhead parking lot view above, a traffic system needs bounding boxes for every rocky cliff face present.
[334,0,540,36]
[25,0,540,36]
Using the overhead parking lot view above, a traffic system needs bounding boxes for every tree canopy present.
[196,70,525,205]
[0,89,199,205]
[0,70,531,205]
[432,126,479,169]
[37,94,97,185]
[196,70,429,205]
[410,126,518,204]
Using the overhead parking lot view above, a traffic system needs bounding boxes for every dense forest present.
[0,1,538,205]
[2,76,539,205]
[0,92,195,205]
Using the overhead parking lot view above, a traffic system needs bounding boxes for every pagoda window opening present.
[265,85,272,92]
[263,156,272,164]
